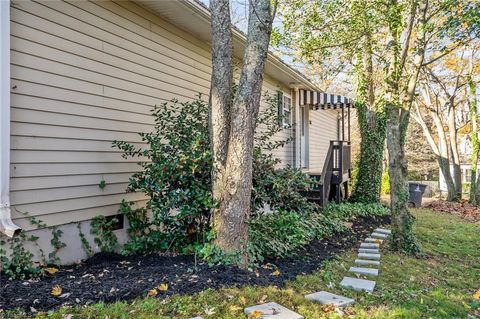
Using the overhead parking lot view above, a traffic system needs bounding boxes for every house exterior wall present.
[5,0,336,263]
[9,0,293,230]
[308,109,339,172]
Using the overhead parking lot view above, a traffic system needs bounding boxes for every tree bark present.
[468,74,479,204]
[385,0,425,253]
[413,99,457,201]
[351,36,387,203]
[210,0,274,265]
[447,104,462,199]
[209,0,233,218]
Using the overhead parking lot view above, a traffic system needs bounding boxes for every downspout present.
[0,0,21,237]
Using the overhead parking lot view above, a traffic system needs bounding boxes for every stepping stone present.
[355,259,380,266]
[375,228,392,235]
[190,317,203,319]
[371,232,388,239]
[358,248,380,254]
[244,302,304,319]
[365,238,383,244]
[349,266,379,276]
[360,243,379,249]
[340,277,376,293]
[305,291,355,307]
[358,253,381,260]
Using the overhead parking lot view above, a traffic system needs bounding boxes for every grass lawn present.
[10,208,480,319]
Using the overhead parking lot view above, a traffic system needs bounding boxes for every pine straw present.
[425,199,480,223]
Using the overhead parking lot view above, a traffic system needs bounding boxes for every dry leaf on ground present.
[51,285,62,297]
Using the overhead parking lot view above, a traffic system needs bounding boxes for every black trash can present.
[408,183,427,208]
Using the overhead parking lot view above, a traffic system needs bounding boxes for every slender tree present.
[468,74,479,203]
[277,0,387,204]
[209,0,276,265]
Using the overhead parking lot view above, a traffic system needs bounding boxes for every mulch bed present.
[425,200,480,223]
[0,215,390,313]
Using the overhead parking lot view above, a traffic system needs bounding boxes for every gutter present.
[0,0,21,237]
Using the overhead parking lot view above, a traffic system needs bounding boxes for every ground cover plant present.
[0,213,389,315]
[2,209,480,319]
[3,209,478,318]
[111,96,323,265]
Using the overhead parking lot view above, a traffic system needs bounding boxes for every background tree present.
[276,0,388,204]
[209,0,276,265]
[466,43,480,203]
[412,62,469,201]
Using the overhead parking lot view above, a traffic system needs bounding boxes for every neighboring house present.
[0,0,353,263]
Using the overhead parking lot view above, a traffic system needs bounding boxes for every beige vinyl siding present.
[308,109,339,172]
[10,0,293,230]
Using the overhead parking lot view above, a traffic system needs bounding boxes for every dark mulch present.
[0,215,390,313]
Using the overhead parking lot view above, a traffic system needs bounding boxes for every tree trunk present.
[447,106,462,199]
[413,98,457,201]
[350,38,387,203]
[468,74,479,204]
[210,0,274,265]
[209,0,233,204]
[351,107,386,203]
[384,0,425,254]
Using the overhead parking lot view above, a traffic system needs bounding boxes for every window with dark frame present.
[277,91,292,128]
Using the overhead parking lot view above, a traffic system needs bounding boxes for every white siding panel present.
[309,109,339,172]
[9,0,296,228]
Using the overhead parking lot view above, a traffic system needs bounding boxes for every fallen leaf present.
[474,289,480,300]
[204,306,216,315]
[229,304,242,312]
[249,310,264,318]
[157,283,169,291]
[147,288,158,297]
[271,270,281,276]
[321,304,335,313]
[51,285,62,297]
[44,267,59,276]
[259,294,268,303]
[239,296,247,305]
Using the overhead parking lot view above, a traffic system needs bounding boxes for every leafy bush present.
[323,202,390,220]
[0,232,43,279]
[114,98,214,254]
[114,95,317,257]
[248,202,390,263]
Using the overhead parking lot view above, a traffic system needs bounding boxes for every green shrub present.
[114,95,317,258]
[323,202,390,220]
[247,202,389,264]
[114,98,214,254]
[0,232,43,279]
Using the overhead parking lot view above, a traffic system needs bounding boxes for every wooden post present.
[341,105,345,141]
[347,104,351,142]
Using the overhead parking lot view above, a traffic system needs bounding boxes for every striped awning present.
[299,90,354,109]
